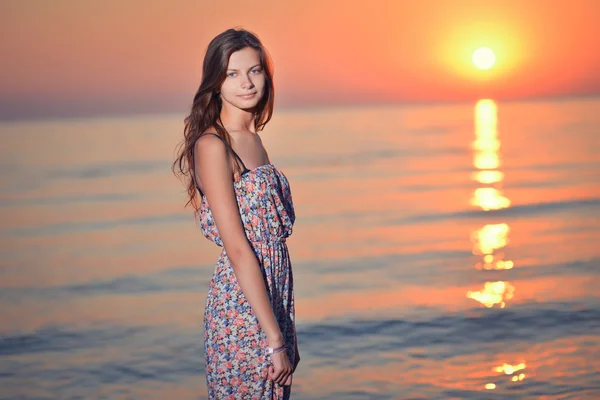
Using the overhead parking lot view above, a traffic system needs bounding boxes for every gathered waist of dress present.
[247,236,288,245]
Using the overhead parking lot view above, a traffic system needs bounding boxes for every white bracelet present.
[267,344,285,354]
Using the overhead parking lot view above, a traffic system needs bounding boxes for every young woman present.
[172,28,299,399]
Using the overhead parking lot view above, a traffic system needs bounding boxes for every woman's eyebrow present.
[227,64,261,72]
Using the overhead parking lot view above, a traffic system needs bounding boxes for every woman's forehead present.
[227,48,261,69]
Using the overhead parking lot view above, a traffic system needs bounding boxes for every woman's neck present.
[220,103,256,133]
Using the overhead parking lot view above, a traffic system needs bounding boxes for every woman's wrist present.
[266,332,284,348]
[267,343,286,355]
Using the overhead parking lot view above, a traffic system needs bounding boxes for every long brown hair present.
[172,28,275,219]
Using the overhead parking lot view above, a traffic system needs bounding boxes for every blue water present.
[1,98,599,399]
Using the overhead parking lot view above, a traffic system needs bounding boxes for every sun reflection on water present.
[470,187,511,210]
[469,99,528,393]
[467,281,515,308]
[468,99,515,309]
[496,362,527,383]
[471,223,514,270]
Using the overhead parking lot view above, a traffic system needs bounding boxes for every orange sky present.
[1,0,600,119]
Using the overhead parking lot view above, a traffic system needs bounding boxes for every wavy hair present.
[172,28,275,219]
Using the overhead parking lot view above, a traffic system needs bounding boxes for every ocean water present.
[1,97,599,399]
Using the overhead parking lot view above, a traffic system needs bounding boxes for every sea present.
[1,97,599,399]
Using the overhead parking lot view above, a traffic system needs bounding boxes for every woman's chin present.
[238,100,261,112]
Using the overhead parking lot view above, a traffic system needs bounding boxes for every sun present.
[472,47,496,70]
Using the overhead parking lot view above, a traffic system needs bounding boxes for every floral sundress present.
[194,134,297,399]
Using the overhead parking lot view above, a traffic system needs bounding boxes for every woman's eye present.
[251,69,262,74]
[228,72,236,77]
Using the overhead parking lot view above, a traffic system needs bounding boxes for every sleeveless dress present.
[194,134,297,400]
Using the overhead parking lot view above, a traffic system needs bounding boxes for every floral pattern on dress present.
[199,163,296,400]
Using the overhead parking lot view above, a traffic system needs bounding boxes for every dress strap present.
[203,133,250,173]
[192,133,251,196]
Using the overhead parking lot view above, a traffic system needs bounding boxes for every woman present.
[172,28,299,399]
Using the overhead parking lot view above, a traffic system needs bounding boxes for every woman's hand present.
[267,350,293,386]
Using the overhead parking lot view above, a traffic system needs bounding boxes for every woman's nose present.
[240,74,254,89]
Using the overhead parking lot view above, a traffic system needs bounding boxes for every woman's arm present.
[195,135,292,385]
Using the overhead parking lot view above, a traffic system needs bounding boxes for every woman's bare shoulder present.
[195,132,226,158]
[197,129,220,140]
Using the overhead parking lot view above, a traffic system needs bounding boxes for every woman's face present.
[219,47,266,111]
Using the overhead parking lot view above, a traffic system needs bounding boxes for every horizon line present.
[1,92,599,124]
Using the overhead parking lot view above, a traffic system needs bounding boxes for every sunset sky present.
[2,0,600,119]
